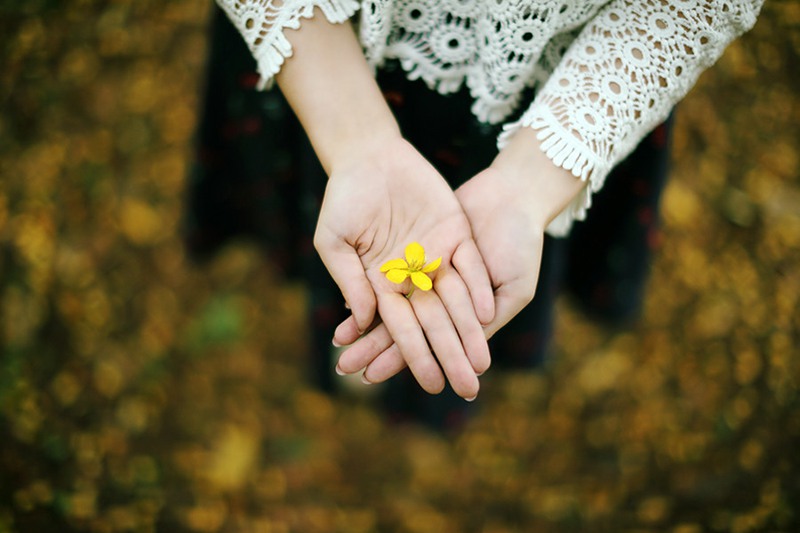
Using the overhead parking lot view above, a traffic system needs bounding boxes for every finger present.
[410,288,480,400]
[336,323,393,374]
[435,269,492,375]
[314,231,376,333]
[452,241,495,326]
[483,279,537,340]
[376,290,445,394]
[332,311,382,347]
[362,343,407,383]
[333,315,360,347]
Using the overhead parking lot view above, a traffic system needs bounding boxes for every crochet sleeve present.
[499,0,764,236]
[214,0,361,89]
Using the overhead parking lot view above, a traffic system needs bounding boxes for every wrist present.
[490,127,585,228]
[323,112,403,174]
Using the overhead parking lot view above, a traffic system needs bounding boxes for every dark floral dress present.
[184,7,673,430]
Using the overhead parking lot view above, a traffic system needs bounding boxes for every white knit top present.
[215,0,763,235]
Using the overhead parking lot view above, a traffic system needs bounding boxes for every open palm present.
[315,135,493,398]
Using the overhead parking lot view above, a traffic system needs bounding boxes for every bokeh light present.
[1,2,798,532]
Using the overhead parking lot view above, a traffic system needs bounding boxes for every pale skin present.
[335,127,585,384]
[277,10,495,400]
[277,11,585,398]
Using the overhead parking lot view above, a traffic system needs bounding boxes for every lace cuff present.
[500,0,763,237]
[215,0,361,89]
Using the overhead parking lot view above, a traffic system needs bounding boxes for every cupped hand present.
[314,134,494,399]
[335,128,584,389]
[334,166,545,385]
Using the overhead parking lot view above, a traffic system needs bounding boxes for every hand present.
[270,12,493,399]
[316,133,494,399]
[460,128,586,337]
[334,166,545,384]
[335,129,584,385]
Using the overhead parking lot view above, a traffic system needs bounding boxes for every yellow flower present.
[380,242,441,292]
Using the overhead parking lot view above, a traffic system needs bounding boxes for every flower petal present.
[422,256,441,273]
[385,269,410,284]
[405,242,425,269]
[380,258,408,272]
[410,271,433,291]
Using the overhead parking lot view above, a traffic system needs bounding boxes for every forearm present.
[275,10,400,174]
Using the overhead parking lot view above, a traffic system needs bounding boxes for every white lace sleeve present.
[499,0,764,237]
[215,0,361,89]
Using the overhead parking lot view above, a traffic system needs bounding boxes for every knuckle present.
[424,320,452,339]
[519,282,537,307]
[396,324,421,343]
[521,292,535,307]
[312,230,326,253]
[362,336,388,361]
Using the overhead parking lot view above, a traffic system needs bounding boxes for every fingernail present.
[361,374,372,385]
[335,365,346,376]
[476,371,485,377]
[332,338,341,348]
[464,395,477,402]
[344,301,351,310]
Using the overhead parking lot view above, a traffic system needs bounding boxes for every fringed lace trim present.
[250,1,361,90]
[498,106,612,237]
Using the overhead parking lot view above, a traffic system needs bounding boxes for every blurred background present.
[1,2,798,532]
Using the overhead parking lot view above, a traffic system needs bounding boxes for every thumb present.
[482,280,537,340]
[314,230,376,334]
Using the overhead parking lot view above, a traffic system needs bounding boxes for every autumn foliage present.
[0,2,798,532]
